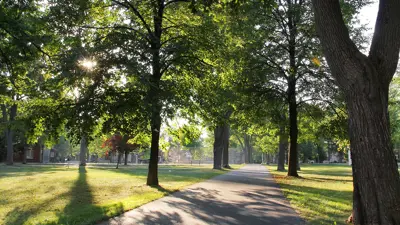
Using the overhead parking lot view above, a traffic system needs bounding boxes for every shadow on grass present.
[303,177,352,183]
[48,166,124,225]
[3,166,125,225]
[0,165,65,178]
[95,165,227,184]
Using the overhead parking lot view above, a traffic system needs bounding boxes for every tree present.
[166,122,202,164]
[102,133,145,168]
[0,0,53,165]
[312,1,400,224]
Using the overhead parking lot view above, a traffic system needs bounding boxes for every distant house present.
[13,144,41,163]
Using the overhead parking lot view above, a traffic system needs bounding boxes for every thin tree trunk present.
[213,125,224,169]
[79,137,87,166]
[116,152,122,169]
[124,150,128,166]
[22,145,27,164]
[222,124,231,169]
[244,134,253,164]
[1,105,7,162]
[244,145,249,163]
[6,104,17,165]
[278,130,288,171]
[312,1,400,223]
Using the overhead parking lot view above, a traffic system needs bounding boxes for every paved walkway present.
[99,164,304,225]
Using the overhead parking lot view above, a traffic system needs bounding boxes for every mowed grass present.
[0,164,239,225]
[266,164,353,225]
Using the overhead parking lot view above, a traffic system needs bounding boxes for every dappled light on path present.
[100,165,304,225]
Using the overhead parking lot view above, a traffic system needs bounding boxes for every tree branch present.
[164,0,190,8]
[311,0,367,88]
[368,0,400,84]
[111,0,153,37]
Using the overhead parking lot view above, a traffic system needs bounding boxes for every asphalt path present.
[98,164,304,225]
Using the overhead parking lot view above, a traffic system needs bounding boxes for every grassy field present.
[266,164,353,225]
[0,164,238,225]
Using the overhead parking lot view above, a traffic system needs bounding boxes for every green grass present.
[266,164,353,225]
[0,164,240,225]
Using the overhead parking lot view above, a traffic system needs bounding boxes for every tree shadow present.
[99,166,305,225]
[126,186,304,225]
[0,165,65,178]
[303,177,352,183]
[46,166,124,225]
[3,166,125,225]
[95,165,226,184]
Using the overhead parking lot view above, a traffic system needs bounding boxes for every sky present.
[359,1,379,41]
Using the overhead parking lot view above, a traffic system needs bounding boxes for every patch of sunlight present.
[267,164,353,225]
[0,164,236,225]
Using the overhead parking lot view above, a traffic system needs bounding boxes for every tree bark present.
[116,152,122,169]
[244,134,253,163]
[312,1,400,224]
[79,137,87,166]
[22,145,27,164]
[146,1,164,187]
[147,106,161,186]
[6,104,17,165]
[124,150,128,166]
[277,128,288,171]
[213,125,224,169]
[222,124,231,168]
[287,78,299,176]
[243,142,249,164]
[1,105,7,161]
[286,0,302,175]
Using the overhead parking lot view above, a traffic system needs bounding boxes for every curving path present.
[98,164,304,225]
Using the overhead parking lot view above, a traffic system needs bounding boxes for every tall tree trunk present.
[287,81,298,176]
[79,137,87,166]
[124,150,128,166]
[312,1,400,223]
[213,125,224,169]
[222,124,231,168]
[22,145,27,164]
[248,145,253,163]
[1,105,7,161]
[277,129,288,171]
[243,144,249,163]
[286,0,299,176]
[6,104,17,165]
[116,152,122,169]
[147,107,161,186]
[244,134,253,164]
[146,2,164,186]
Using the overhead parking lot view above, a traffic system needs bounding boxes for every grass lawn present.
[266,164,353,225]
[0,164,239,225]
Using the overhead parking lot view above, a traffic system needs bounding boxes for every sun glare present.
[79,59,97,71]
